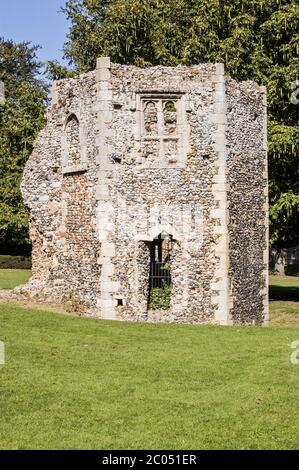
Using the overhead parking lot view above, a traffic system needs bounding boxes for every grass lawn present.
[0,271,298,449]
[269,275,299,327]
[0,269,31,290]
[0,255,31,270]
[0,303,299,450]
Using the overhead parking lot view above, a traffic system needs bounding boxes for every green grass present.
[0,269,31,289]
[0,271,298,449]
[269,275,299,327]
[0,255,31,270]
[269,274,299,289]
[0,303,299,450]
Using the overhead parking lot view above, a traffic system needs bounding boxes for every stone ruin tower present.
[21,58,268,325]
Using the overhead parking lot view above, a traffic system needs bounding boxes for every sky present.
[0,0,70,64]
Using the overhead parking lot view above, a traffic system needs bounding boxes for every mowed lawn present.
[0,269,31,290]
[269,275,299,327]
[0,270,298,449]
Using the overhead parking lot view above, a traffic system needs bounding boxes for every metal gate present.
[150,261,171,289]
[148,234,172,309]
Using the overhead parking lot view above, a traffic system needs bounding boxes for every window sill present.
[62,163,88,175]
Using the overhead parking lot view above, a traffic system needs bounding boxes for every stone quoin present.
[20,58,268,325]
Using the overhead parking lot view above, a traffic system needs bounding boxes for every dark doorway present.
[148,233,172,310]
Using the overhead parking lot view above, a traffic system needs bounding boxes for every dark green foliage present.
[62,0,299,247]
[0,39,47,254]
[148,280,171,310]
[46,60,76,81]
[164,101,176,112]
[285,263,299,277]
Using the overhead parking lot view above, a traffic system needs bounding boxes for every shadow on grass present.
[269,285,299,302]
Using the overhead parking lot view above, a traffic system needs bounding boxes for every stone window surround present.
[61,111,88,175]
[134,92,190,168]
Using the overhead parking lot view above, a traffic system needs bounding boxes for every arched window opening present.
[144,101,158,135]
[148,233,173,310]
[163,101,177,134]
[65,114,80,166]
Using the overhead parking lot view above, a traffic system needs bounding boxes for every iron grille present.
[150,262,171,289]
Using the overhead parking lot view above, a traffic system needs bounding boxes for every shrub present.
[148,281,171,310]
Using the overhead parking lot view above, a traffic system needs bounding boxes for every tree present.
[62,0,299,247]
[0,39,47,254]
[46,60,76,81]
